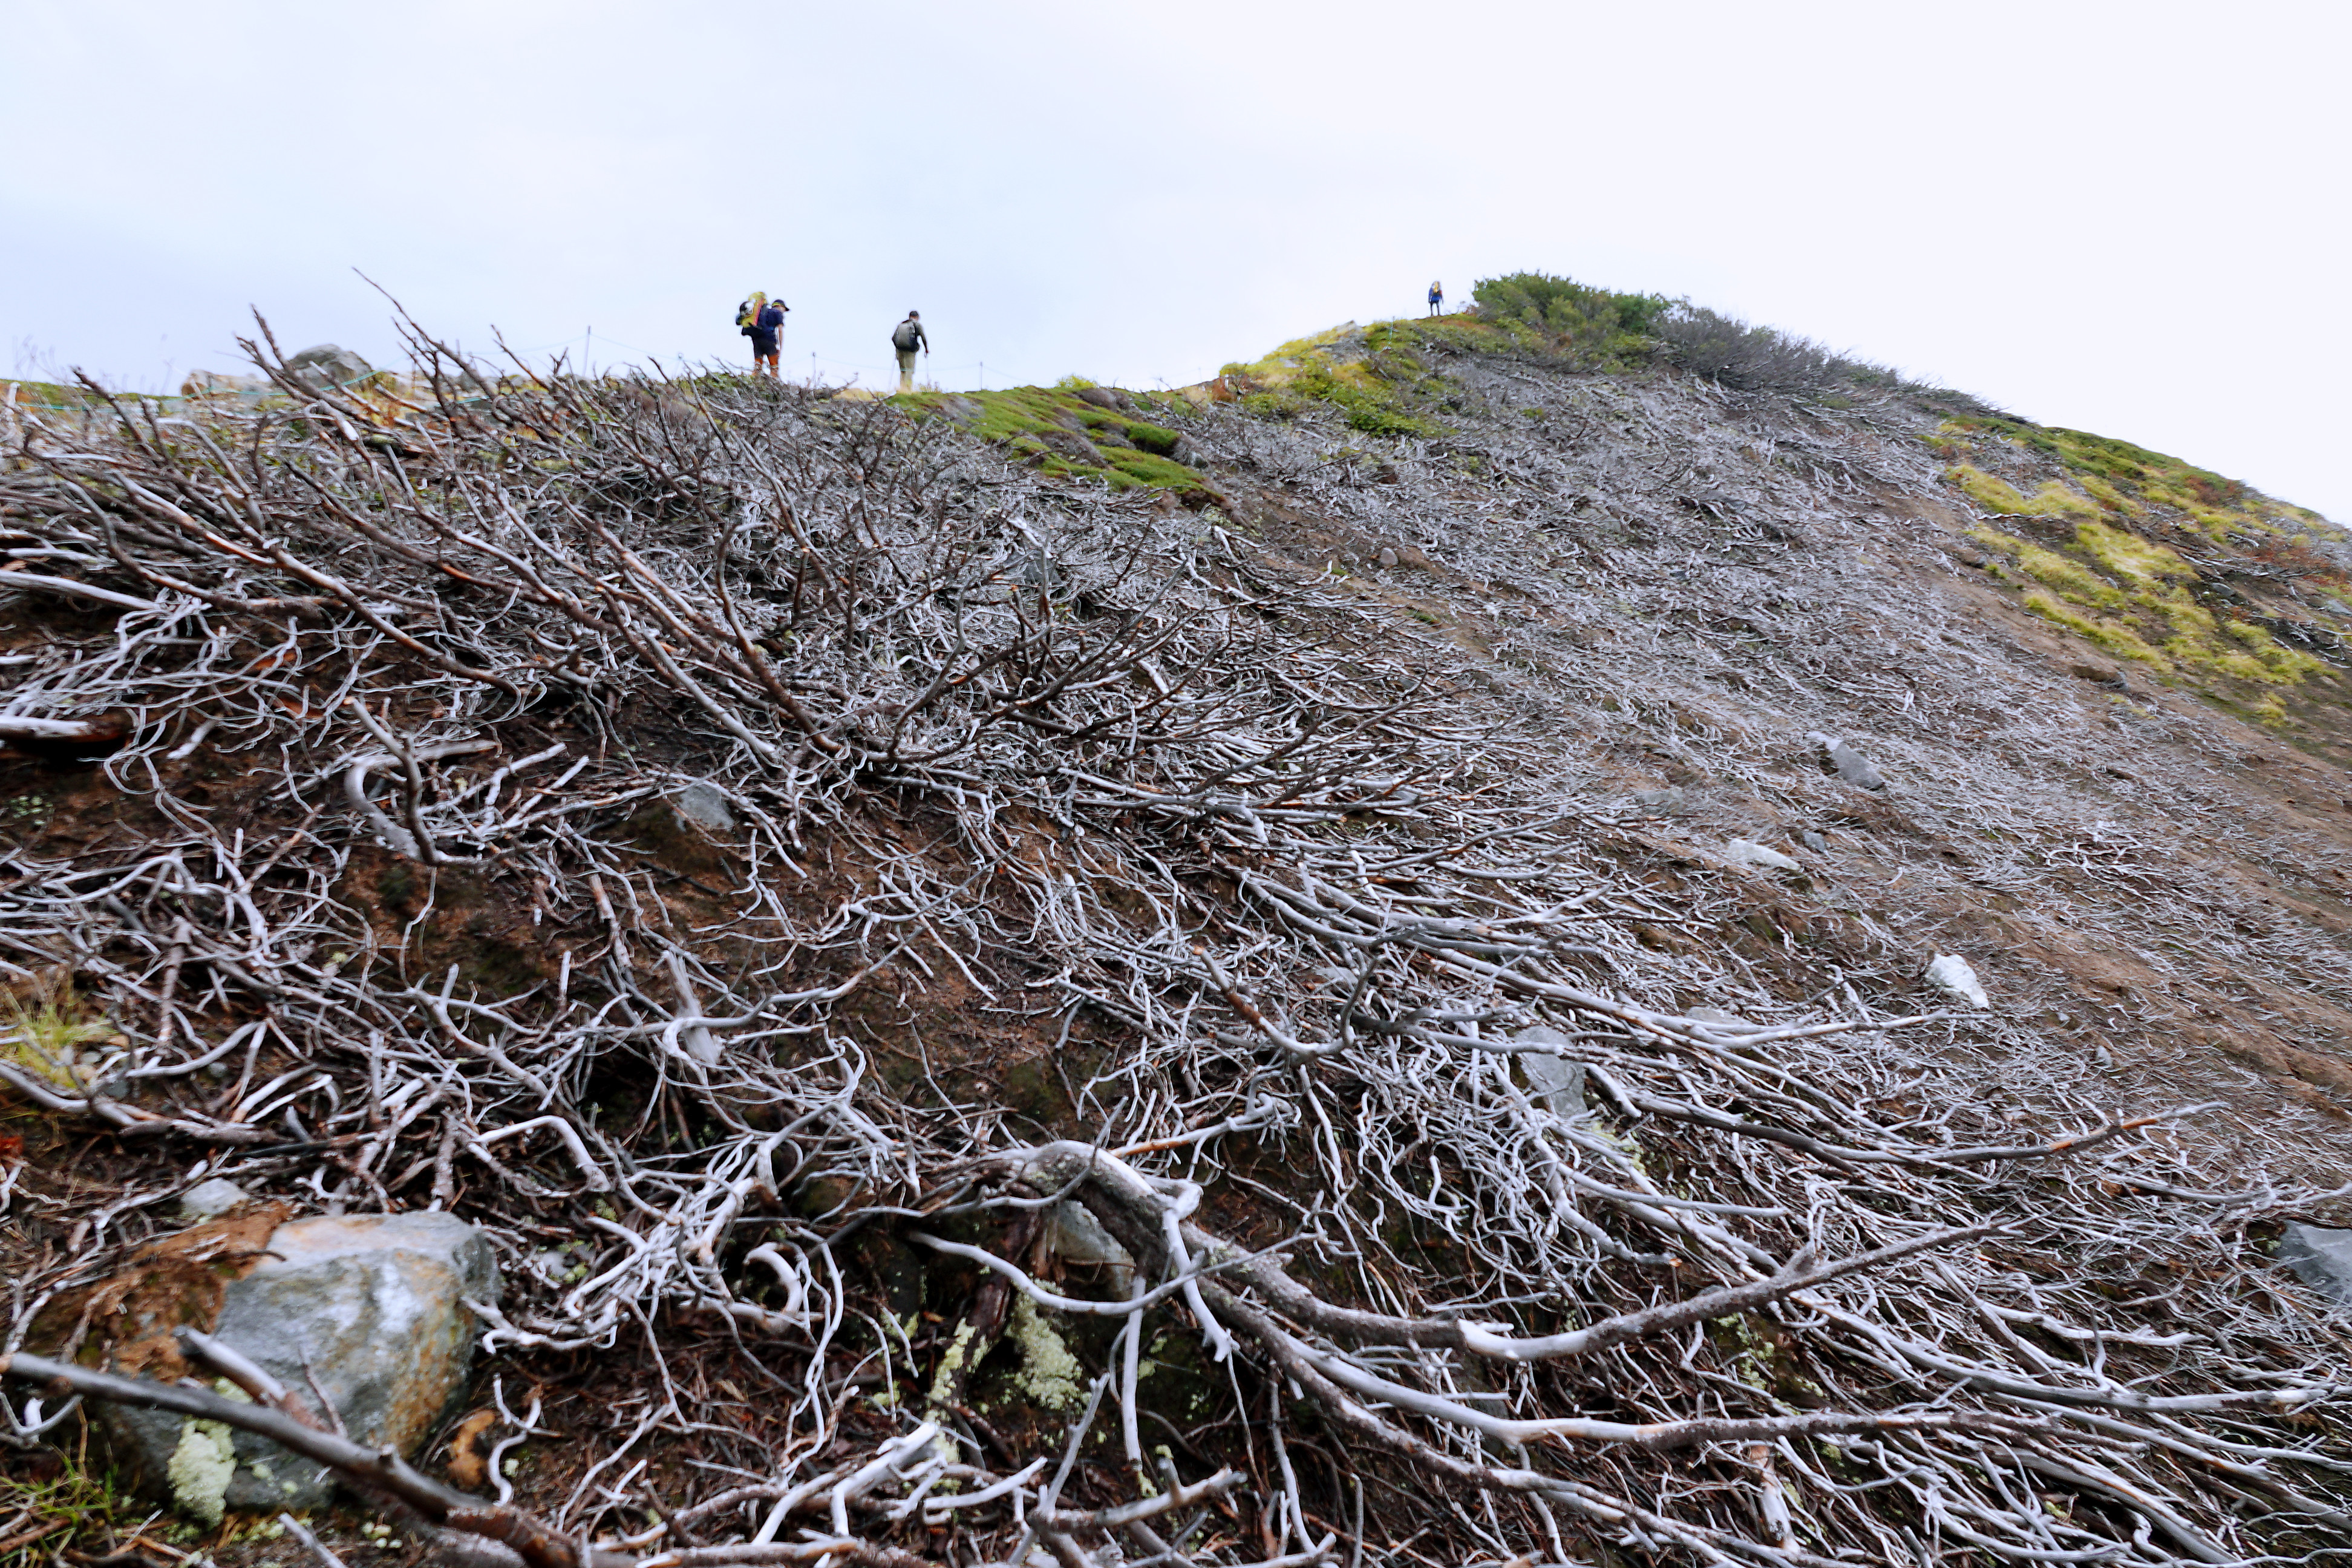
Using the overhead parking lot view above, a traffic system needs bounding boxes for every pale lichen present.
[1008,1295,1085,1412]
[166,1417,237,1526]
[924,1319,980,1414]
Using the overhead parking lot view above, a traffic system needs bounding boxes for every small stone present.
[1799,829,1827,853]
[1926,954,1990,1009]
[177,1177,250,1222]
[2068,659,2118,684]
[1512,1027,1587,1116]
[1377,547,1400,568]
[1810,733,1887,791]
[2279,1224,2352,1307]
[1722,838,1802,873]
[673,781,737,832]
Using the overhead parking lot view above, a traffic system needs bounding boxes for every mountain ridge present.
[4,290,2352,1567]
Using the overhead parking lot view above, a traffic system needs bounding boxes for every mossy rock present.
[1124,423,1181,457]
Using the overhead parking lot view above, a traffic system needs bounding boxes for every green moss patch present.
[1968,505,2333,697]
[1939,416,2313,543]
[1221,321,1458,439]
[899,387,1218,499]
[2,378,109,413]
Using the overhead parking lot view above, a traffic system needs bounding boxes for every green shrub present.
[1654,306,1857,394]
[1472,272,1671,368]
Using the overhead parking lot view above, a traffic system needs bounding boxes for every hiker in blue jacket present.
[1428,280,1444,318]
[745,293,788,379]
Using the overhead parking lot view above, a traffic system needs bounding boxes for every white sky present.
[7,0,2347,519]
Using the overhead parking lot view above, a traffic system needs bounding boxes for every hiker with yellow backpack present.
[737,291,788,379]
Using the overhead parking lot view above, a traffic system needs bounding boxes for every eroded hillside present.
[4,304,2352,1568]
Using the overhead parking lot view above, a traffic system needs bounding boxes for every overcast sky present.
[7,0,2345,519]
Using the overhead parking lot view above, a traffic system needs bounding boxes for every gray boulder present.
[1809,732,1887,791]
[1034,426,1105,466]
[2279,1224,2352,1308]
[1514,1026,1587,1116]
[673,780,737,832]
[284,344,375,393]
[1041,1200,1136,1296]
[177,1177,250,1222]
[1722,838,1801,873]
[116,1212,497,1514]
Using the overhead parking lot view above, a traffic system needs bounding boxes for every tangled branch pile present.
[4,322,2352,1568]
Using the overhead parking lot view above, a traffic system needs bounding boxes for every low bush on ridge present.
[1472,272,2002,415]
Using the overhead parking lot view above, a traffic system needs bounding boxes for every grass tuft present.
[4,975,114,1087]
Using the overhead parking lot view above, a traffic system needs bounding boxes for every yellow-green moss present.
[2017,544,2125,609]
[2022,593,2167,665]
[1947,422,2338,696]
[1942,415,2318,541]
[1949,465,2029,514]
[2075,520,2192,584]
[1225,321,1452,439]
[898,387,1215,498]
[2076,474,2142,515]
[1947,465,2101,520]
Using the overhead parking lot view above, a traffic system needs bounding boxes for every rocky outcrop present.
[178,370,268,398]
[284,344,375,392]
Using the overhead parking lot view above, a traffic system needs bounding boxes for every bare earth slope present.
[4,321,2351,1568]
[1161,322,2352,1147]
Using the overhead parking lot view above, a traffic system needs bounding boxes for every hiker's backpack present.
[737,301,757,336]
[892,319,921,352]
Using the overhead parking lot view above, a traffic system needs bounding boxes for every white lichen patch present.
[166,1417,237,1526]
[1008,1295,1084,1411]
[924,1319,979,1413]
